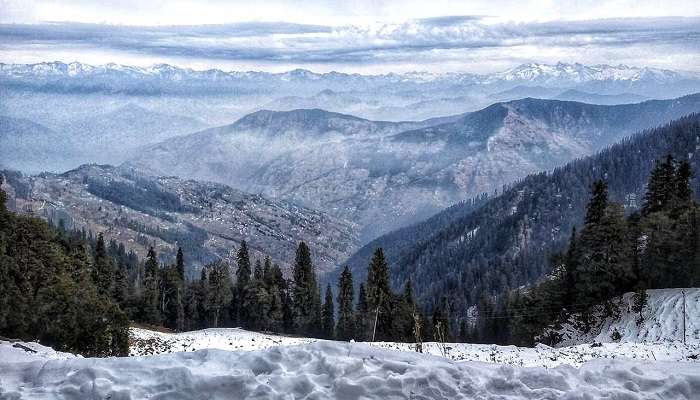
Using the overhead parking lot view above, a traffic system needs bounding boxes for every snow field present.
[3,340,700,399]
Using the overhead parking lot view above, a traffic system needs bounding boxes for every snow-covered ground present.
[130,327,699,368]
[130,327,317,356]
[3,340,700,399]
[2,288,698,399]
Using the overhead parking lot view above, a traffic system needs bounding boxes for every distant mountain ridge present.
[3,61,695,87]
[2,61,699,102]
[128,94,700,242]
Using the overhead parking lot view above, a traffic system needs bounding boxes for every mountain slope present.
[0,104,209,173]
[342,113,700,310]
[61,104,207,159]
[0,116,82,172]
[553,90,649,105]
[130,94,700,242]
[1,164,358,274]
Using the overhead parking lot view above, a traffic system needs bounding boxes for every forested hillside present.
[345,114,700,314]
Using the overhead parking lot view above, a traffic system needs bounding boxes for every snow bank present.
[555,288,699,346]
[0,340,77,363]
[3,341,700,399]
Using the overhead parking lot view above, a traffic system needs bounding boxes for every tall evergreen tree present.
[207,262,233,328]
[236,241,252,289]
[292,242,319,335]
[643,155,677,215]
[92,233,115,296]
[366,248,394,341]
[235,241,252,326]
[142,246,162,324]
[335,266,355,341]
[585,180,608,225]
[321,284,335,339]
[356,283,370,341]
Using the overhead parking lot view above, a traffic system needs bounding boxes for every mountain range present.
[127,94,700,241]
[2,61,700,125]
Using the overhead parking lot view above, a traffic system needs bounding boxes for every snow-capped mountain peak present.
[0,61,692,85]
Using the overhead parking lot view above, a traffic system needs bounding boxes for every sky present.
[0,0,699,73]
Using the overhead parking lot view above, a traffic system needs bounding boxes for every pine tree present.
[335,266,355,340]
[576,203,633,318]
[292,242,319,335]
[92,233,115,296]
[207,262,233,328]
[235,241,252,326]
[585,180,608,225]
[643,155,677,215]
[142,246,162,324]
[321,284,334,339]
[356,283,370,341]
[366,248,394,341]
[673,159,693,213]
[396,278,417,341]
[236,241,252,288]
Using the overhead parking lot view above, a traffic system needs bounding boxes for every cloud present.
[0,16,699,72]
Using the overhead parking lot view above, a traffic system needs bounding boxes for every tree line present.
[122,239,437,342]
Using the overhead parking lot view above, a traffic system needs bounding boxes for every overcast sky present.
[1,0,699,73]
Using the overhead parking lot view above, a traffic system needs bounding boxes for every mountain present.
[3,61,700,125]
[491,86,563,101]
[1,164,359,275]
[262,89,378,115]
[553,90,649,105]
[3,61,697,96]
[342,113,700,311]
[0,105,209,173]
[129,94,700,242]
[0,116,82,172]
[60,104,208,162]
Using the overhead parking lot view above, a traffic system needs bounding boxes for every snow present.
[129,327,317,356]
[129,327,699,368]
[3,340,700,399]
[2,288,698,398]
[554,288,699,346]
[0,340,77,363]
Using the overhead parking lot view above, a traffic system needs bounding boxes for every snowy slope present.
[3,340,700,399]
[554,288,699,347]
[130,327,699,368]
